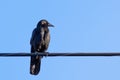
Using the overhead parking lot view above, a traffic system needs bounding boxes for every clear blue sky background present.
[0,0,120,80]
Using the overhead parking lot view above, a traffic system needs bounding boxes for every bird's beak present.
[48,23,54,27]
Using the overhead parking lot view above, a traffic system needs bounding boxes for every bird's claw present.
[44,52,49,57]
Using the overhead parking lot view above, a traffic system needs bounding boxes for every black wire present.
[0,52,120,57]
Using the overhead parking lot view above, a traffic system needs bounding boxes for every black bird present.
[30,19,54,75]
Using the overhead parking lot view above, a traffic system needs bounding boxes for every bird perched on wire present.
[30,19,54,75]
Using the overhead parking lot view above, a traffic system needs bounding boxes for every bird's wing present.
[30,28,37,45]
[30,28,41,75]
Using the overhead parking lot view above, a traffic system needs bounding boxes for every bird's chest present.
[37,28,50,44]
[36,29,50,51]
[41,29,49,40]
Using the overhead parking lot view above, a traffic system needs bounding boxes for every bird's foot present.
[44,52,49,57]
[35,52,39,59]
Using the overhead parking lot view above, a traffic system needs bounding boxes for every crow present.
[30,19,54,75]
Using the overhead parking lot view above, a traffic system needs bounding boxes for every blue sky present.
[0,0,120,80]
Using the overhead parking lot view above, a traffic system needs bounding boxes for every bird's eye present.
[41,21,46,25]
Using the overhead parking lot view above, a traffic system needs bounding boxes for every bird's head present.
[37,19,54,28]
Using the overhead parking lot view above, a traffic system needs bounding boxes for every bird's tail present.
[30,55,41,75]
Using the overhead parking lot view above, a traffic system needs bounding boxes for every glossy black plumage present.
[30,19,54,75]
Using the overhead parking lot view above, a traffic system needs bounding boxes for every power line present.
[0,52,120,57]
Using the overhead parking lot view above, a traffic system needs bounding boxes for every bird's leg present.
[44,52,49,57]
[35,52,39,59]
[40,52,44,58]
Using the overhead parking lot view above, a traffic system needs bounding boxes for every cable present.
[0,52,120,57]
